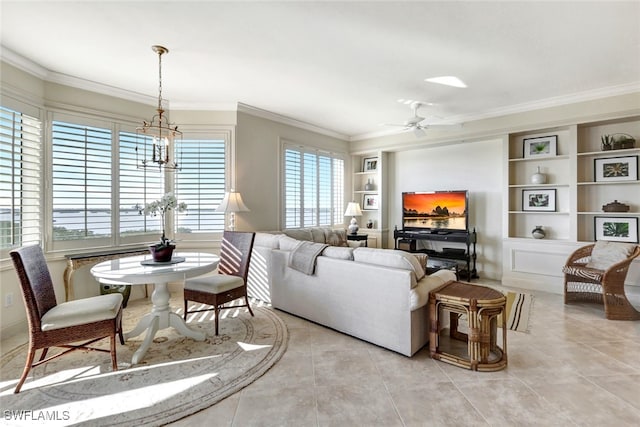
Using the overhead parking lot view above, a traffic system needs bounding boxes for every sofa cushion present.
[586,241,636,270]
[353,247,426,283]
[322,246,354,260]
[279,235,303,251]
[411,253,428,275]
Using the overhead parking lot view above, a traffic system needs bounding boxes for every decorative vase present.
[531,226,545,239]
[366,219,374,229]
[149,244,175,262]
[364,179,375,191]
[530,166,547,184]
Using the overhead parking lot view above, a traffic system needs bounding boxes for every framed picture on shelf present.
[362,193,379,210]
[523,135,557,158]
[594,155,638,182]
[522,189,556,211]
[594,216,638,243]
[363,157,378,172]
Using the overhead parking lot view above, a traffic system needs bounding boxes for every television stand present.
[394,228,478,281]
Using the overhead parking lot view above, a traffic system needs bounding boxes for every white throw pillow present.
[586,241,636,270]
[279,235,303,251]
[322,246,354,260]
[254,232,281,249]
[353,247,426,281]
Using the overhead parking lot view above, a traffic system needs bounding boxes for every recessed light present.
[424,76,467,88]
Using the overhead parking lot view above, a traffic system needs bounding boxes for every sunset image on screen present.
[403,192,466,216]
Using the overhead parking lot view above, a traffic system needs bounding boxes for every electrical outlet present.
[4,293,13,307]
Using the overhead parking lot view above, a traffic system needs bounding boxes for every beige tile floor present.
[2,283,639,426]
[170,284,640,427]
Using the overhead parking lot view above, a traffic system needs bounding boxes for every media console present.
[393,227,478,281]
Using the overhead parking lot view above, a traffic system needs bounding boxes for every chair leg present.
[110,334,118,371]
[39,348,49,361]
[215,305,220,336]
[14,345,37,393]
[184,300,188,320]
[245,295,254,317]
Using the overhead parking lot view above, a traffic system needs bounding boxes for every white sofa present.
[247,230,456,356]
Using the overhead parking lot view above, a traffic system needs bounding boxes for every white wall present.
[388,138,503,280]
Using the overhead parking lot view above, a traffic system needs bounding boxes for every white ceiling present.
[1,1,639,140]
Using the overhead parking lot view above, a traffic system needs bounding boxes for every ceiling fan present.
[383,101,462,134]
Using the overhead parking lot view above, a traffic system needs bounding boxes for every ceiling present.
[1,1,639,140]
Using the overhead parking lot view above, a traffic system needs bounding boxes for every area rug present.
[0,296,288,426]
[503,291,535,333]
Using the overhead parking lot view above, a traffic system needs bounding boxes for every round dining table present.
[90,251,219,364]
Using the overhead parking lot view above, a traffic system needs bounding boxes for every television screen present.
[402,191,468,232]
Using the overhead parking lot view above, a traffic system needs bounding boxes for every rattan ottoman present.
[428,281,507,371]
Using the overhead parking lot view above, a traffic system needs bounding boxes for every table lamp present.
[215,190,250,231]
[344,202,362,235]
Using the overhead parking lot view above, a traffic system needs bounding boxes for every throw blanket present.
[289,241,328,275]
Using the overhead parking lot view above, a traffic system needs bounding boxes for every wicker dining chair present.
[563,242,640,320]
[9,245,124,393]
[183,231,256,335]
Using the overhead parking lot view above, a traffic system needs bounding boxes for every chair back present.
[10,245,57,331]
[218,231,256,283]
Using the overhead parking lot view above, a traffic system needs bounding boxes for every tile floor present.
[170,284,640,426]
[2,283,639,426]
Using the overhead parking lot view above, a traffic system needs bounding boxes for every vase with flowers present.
[139,192,187,262]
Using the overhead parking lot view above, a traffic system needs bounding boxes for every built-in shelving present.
[350,151,388,247]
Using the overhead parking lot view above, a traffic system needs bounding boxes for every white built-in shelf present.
[354,171,377,175]
[353,190,379,194]
[508,183,570,188]
[577,180,640,186]
[577,211,640,215]
[508,155,570,163]
[577,148,639,157]
[508,211,570,215]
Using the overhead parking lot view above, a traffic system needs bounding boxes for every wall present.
[387,138,503,280]
[235,111,349,232]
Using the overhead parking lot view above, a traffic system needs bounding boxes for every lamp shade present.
[215,191,250,213]
[344,202,362,217]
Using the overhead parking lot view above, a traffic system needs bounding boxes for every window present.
[283,144,344,229]
[118,131,164,239]
[175,138,227,235]
[0,106,42,251]
[51,120,112,248]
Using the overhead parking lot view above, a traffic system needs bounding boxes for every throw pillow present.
[284,229,313,242]
[326,229,348,247]
[411,253,428,275]
[322,246,354,260]
[586,241,636,270]
[279,235,303,251]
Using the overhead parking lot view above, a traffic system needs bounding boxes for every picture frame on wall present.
[522,188,556,211]
[594,155,638,182]
[363,157,378,172]
[363,193,379,210]
[523,135,558,158]
[594,216,639,243]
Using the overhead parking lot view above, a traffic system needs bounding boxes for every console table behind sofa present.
[64,247,149,302]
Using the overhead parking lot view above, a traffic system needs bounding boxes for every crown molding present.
[237,102,349,141]
[1,45,48,79]
[351,83,640,142]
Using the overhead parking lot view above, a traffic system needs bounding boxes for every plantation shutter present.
[118,131,164,237]
[283,144,344,229]
[175,139,226,233]
[0,106,42,250]
[51,120,112,242]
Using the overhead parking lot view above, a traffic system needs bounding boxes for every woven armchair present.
[563,243,640,320]
[9,245,124,393]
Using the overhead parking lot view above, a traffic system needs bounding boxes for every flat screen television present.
[402,190,469,232]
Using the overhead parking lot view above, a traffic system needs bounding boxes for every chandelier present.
[136,45,182,170]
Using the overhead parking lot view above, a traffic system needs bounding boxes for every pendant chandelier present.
[136,45,182,171]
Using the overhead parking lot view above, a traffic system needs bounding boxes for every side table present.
[428,281,507,371]
[346,233,368,247]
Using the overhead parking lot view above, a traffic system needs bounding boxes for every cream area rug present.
[0,295,288,426]
[503,291,535,333]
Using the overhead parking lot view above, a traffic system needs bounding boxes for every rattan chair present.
[183,231,256,335]
[563,243,640,320]
[9,245,124,393]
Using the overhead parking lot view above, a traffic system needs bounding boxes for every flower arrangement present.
[139,192,187,248]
